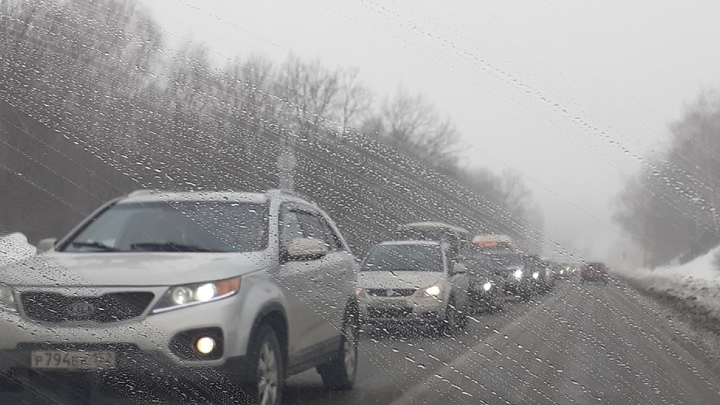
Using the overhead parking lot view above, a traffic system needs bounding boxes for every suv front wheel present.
[245,324,284,405]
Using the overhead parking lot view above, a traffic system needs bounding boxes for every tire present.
[439,296,460,335]
[491,294,504,313]
[245,324,284,405]
[457,300,469,329]
[317,318,359,390]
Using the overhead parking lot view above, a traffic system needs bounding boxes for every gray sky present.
[139,0,720,262]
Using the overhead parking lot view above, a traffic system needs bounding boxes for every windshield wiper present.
[130,242,218,252]
[71,241,120,252]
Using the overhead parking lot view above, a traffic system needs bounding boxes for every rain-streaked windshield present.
[362,244,443,272]
[62,201,268,253]
[4,0,720,404]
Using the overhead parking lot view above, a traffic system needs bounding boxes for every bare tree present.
[275,54,339,138]
[332,67,373,137]
[380,85,460,168]
[615,89,720,267]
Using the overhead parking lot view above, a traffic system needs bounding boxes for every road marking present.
[390,290,565,405]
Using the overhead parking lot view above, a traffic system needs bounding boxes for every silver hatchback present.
[0,189,360,405]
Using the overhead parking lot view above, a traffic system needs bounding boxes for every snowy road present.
[3,278,720,404]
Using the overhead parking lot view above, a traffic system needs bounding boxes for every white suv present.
[0,189,360,405]
[356,240,470,334]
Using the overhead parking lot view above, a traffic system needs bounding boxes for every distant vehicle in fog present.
[524,255,553,292]
[481,250,536,301]
[581,262,609,284]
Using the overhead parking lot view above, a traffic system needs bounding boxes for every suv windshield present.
[362,244,443,272]
[61,201,268,253]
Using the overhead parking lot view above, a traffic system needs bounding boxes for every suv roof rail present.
[265,189,316,204]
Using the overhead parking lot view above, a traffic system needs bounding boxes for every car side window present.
[318,215,343,251]
[296,211,332,249]
[278,207,303,250]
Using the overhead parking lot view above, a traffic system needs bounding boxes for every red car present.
[581,262,609,283]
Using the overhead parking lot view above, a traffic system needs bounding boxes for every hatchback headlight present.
[0,285,16,312]
[153,278,241,313]
[483,282,492,292]
[513,269,523,279]
[418,285,442,297]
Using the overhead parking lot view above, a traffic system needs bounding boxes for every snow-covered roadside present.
[0,232,36,267]
[619,246,720,337]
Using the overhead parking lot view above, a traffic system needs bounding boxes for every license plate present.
[30,350,116,370]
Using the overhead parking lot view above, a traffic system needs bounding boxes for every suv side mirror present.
[285,238,328,262]
[452,263,467,274]
[37,238,57,254]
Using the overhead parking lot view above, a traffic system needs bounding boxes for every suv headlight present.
[483,282,493,291]
[0,285,16,312]
[513,269,523,279]
[152,278,241,314]
[418,285,442,297]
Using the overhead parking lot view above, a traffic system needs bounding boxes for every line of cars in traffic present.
[0,189,593,405]
[355,223,573,334]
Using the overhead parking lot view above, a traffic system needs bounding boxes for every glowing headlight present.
[425,285,441,296]
[418,285,442,297]
[153,278,241,313]
[532,272,539,279]
[513,269,523,279]
[483,282,492,291]
[195,283,217,302]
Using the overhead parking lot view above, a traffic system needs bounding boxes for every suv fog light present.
[196,337,216,354]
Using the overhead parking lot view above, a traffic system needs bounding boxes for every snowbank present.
[0,232,36,267]
[621,245,720,337]
[622,244,720,296]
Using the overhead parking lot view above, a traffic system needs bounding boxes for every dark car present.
[462,252,505,312]
[581,262,609,283]
[523,255,553,293]
[477,251,536,301]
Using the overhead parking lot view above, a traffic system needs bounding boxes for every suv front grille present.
[20,292,155,323]
[366,288,416,297]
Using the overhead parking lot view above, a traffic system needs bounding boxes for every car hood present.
[0,251,269,286]
[358,271,443,289]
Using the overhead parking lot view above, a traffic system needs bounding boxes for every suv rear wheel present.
[317,317,359,390]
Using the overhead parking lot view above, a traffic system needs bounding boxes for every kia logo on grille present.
[66,301,95,318]
[386,289,398,297]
